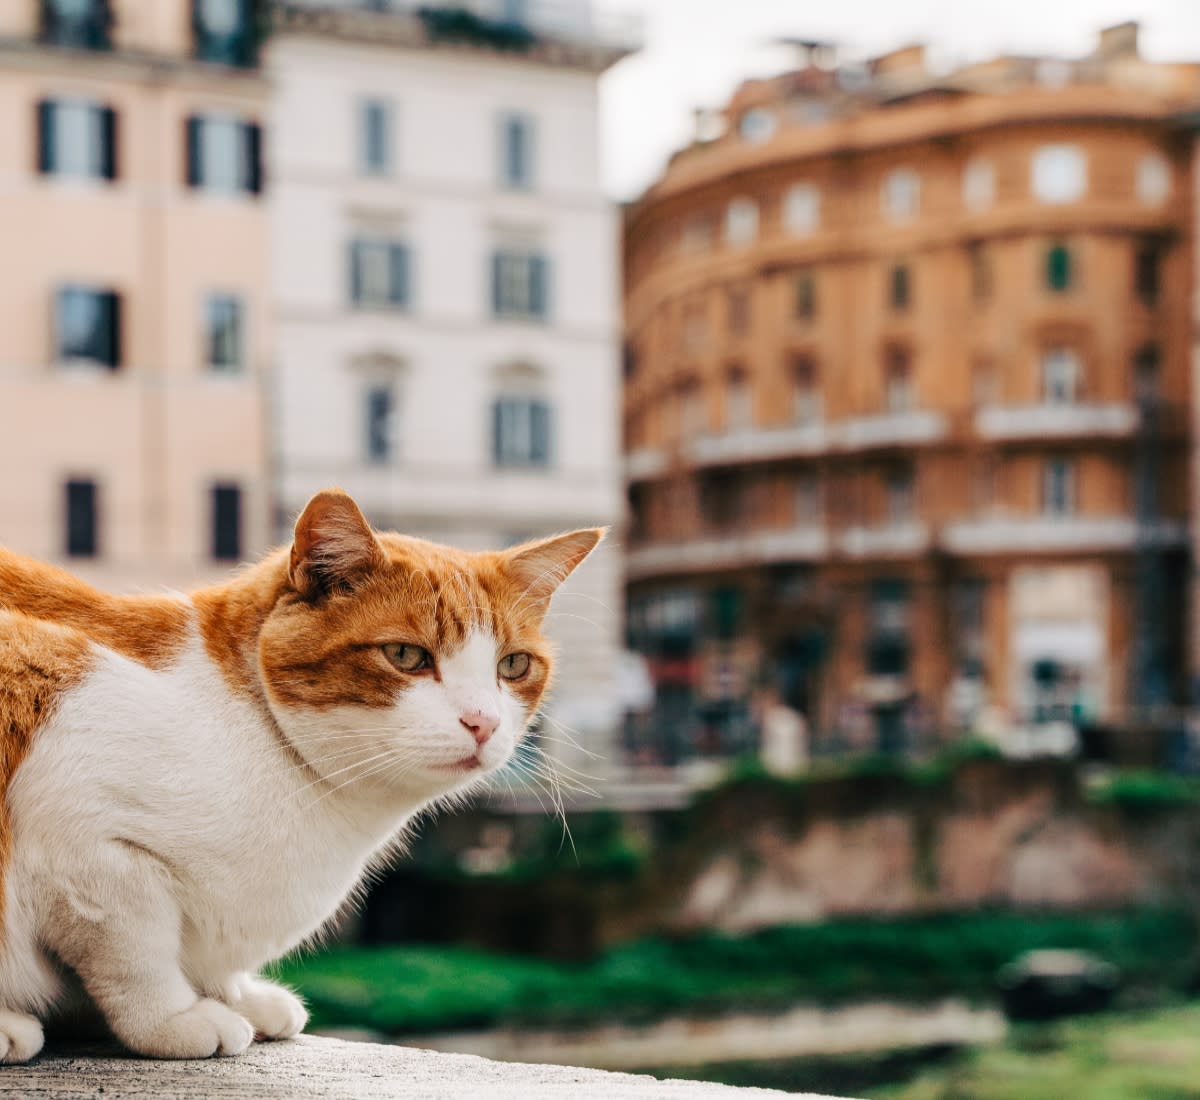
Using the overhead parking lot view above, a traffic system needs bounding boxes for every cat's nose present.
[460,708,500,746]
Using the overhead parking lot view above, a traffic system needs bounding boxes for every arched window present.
[882,168,920,222]
[783,183,820,236]
[962,158,995,211]
[1032,145,1086,204]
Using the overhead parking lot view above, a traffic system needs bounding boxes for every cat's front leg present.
[219,974,308,1041]
[50,855,254,1059]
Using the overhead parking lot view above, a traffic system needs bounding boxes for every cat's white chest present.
[11,637,401,979]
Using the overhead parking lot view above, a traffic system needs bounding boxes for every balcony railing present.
[975,402,1137,441]
[839,409,947,451]
[941,515,1188,555]
[40,0,112,50]
[625,525,830,578]
[624,446,668,481]
[686,422,831,468]
[840,521,931,558]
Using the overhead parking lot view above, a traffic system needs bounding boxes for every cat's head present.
[258,490,602,802]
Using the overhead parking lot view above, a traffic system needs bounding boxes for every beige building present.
[0,0,271,591]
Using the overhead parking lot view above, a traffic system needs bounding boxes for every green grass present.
[269,908,1197,1036]
[867,1003,1200,1100]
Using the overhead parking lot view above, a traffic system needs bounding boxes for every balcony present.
[625,525,830,579]
[975,402,1138,442]
[839,409,947,451]
[624,446,668,481]
[941,515,1188,555]
[840,522,931,558]
[40,0,112,50]
[686,422,831,468]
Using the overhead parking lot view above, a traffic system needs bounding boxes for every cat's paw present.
[130,998,253,1059]
[0,1011,44,1063]
[237,979,307,1041]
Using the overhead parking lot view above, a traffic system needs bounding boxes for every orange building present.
[622,25,1200,761]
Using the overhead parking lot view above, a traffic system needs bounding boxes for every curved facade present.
[622,28,1199,759]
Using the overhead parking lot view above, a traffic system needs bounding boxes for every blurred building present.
[622,24,1200,762]
[0,0,272,591]
[267,0,635,763]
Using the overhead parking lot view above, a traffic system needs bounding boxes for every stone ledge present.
[2,1035,844,1098]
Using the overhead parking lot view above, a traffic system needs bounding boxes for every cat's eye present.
[383,643,432,673]
[498,652,531,681]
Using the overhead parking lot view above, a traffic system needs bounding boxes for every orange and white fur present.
[0,490,601,1061]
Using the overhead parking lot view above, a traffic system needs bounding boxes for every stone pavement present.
[0,1035,849,1098]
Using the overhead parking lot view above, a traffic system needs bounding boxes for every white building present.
[268,1,633,772]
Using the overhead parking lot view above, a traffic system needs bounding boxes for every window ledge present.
[14,1035,825,1098]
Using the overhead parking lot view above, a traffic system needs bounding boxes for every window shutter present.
[492,400,505,466]
[100,105,117,181]
[349,240,363,305]
[103,291,121,369]
[491,252,505,316]
[390,244,409,307]
[244,121,263,194]
[37,100,55,175]
[186,116,203,187]
[530,254,549,319]
[531,400,551,466]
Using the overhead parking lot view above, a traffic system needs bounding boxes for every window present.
[794,270,816,320]
[37,99,116,180]
[1032,145,1086,204]
[185,115,262,194]
[1041,348,1079,404]
[349,239,411,309]
[211,483,242,561]
[491,249,549,320]
[725,372,752,432]
[64,478,98,558]
[724,198,758,246]
[885,465,915,522]
[792,357,821,424]
[205,294,243,372]
[968,242,991,302]
[738,108,776,143]
[884,348,912,412]
[727,287,750,336]
[1045,241,1072,292]
[681,302,707,352]
[783,183,820,236]
[364,383,397,463]
[193,0,255,67]
[882,168,920,222]
[359,99,392,176]
[867,579,911,677]
[1134,345,1159,403]
[42,0,110,49]
[1136,154,1171,205]
[493,397,552,468]
[55,286,120,368]
[1042,458,1075,516]
[962,158,995,211]
[889,264,911,310]
[795,474,821,523]
[498,113,535,190]
[1135,238,1163,306]
[680,383,706,438]
[972,457,998,513]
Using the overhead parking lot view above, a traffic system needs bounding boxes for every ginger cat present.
[0,489,602,1061]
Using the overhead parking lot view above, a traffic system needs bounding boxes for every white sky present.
[599,0,1200,199]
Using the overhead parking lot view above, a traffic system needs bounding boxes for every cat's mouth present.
[437,755,482,773]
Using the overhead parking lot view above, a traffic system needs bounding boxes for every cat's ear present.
[289,490,384,600]
[503,528,605,618]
